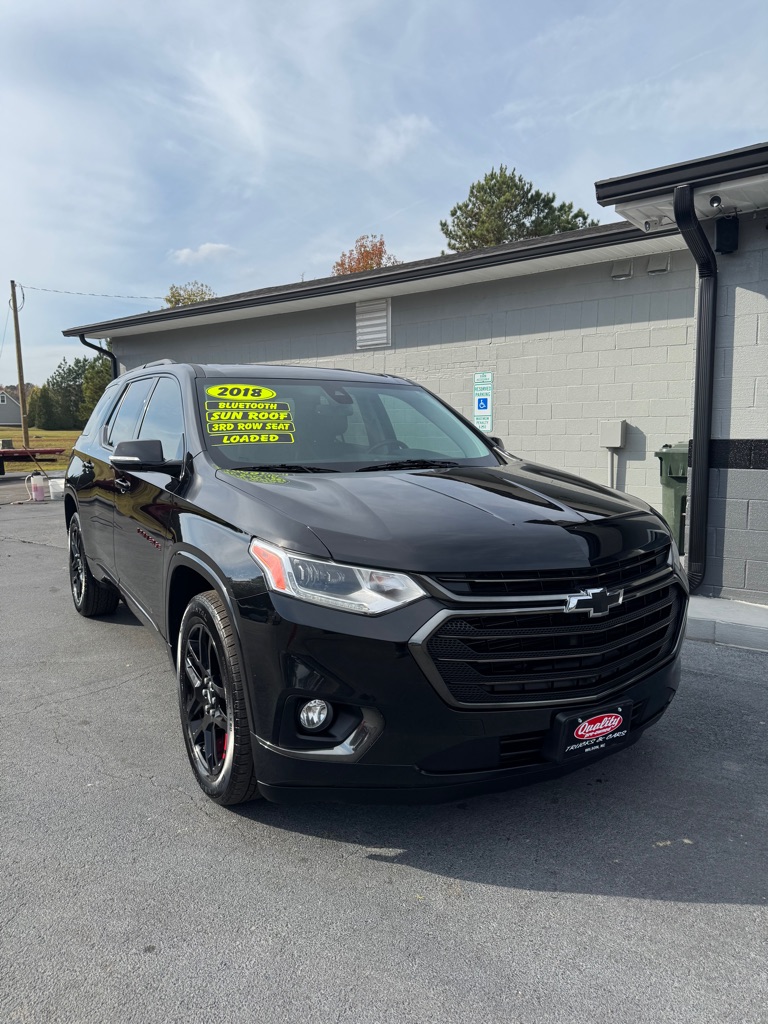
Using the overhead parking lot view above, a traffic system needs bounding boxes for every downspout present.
[79,333,118,380]
[672,185,717,592]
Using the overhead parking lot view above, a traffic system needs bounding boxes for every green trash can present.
[654,442,689,554]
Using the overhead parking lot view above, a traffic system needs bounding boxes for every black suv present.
[65,362,688,805]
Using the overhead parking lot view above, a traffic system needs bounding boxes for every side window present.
[378,393,465,457]
[81,385,119,437]
[138,378,185,460]
[106,378,155,448]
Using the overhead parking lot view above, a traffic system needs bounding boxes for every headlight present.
[249,539,427,615]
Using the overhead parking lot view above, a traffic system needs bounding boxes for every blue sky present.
[1,0,767,384]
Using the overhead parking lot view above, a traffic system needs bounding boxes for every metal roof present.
[64,221,685,340]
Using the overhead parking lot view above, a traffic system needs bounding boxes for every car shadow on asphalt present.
[233,650,767,907]
[109,602,148,627]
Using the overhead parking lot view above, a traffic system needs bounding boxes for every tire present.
[177,590,260,805]
[68,512,120,617]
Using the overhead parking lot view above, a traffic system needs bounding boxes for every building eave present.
[595,141,768,206]
[63,222,683,340]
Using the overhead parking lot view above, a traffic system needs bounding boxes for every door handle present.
[115,477,131,494]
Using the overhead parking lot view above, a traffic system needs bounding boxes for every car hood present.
[215,461,666,573]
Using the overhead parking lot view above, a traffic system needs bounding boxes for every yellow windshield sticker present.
[205,384,278,400]
[208,422,294,433]
[205,401,290,412]
[215,433,294,445]
[204,386,296,445]
[206,409,292,422]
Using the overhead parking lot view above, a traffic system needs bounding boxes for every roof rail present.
[139,358,177,368]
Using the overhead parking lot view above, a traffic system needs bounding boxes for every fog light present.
[298,699,332,732]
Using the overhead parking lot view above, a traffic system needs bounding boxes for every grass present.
[0,428,80,471]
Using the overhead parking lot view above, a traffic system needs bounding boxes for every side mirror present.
[489,436,506,451]
[110,439,183,476]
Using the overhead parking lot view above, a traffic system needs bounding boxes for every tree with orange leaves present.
[332,235,401,276]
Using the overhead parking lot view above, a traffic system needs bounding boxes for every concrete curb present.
[686,595,768,653]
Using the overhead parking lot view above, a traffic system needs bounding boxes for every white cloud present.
[495,4,768,146]
[367,115,435,167]
[169,243,236,265]
[499,63,768,141]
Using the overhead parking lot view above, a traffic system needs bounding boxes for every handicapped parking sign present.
[472,374,493,431]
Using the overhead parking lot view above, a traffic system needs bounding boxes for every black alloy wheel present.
[68,512,120,617]
[177,591,259,804]
[182,622,229,777]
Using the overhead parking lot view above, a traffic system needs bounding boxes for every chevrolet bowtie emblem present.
[564,587,623,617]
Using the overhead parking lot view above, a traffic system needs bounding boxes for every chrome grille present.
[417,573,685,707]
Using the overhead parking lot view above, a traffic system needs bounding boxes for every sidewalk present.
[2,472,767,652]
[687,594,768,653]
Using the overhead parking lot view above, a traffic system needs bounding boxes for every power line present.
[17,283,164,301]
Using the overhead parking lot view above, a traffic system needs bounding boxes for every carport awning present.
[595,141,768,232]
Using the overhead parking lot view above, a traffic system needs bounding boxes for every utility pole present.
[10,280,30,449]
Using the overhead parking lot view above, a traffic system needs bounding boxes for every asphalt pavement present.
[1,498,767,1024]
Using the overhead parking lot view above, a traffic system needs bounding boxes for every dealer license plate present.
[544,702,633,762]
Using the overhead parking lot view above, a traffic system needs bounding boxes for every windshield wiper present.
[356,459,460,472]
[233,463,339,473]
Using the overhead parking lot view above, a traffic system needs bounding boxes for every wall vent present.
[355,298,391,349]
[647,253,671,275]
[611,259,633,281]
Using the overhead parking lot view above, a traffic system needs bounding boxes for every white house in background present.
[0,388,22,428]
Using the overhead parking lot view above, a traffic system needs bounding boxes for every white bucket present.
[48,478,65,500]
[28,473,46,502]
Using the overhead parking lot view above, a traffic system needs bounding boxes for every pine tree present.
[440,166,598,252]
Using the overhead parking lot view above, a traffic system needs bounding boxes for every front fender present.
[166,541,265,738]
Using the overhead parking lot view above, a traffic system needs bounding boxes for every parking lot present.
[2,495,767,1024]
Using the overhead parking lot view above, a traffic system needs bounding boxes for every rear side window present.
[81,385,119,437]
[106,378,154,447]
[138,377,185,460]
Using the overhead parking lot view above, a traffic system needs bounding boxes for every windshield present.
[196,378,499,471]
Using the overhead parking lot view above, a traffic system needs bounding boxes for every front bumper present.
[237,580,686,804]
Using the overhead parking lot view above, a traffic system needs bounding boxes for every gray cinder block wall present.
[381,249,697,510]
[700,216,768,603]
